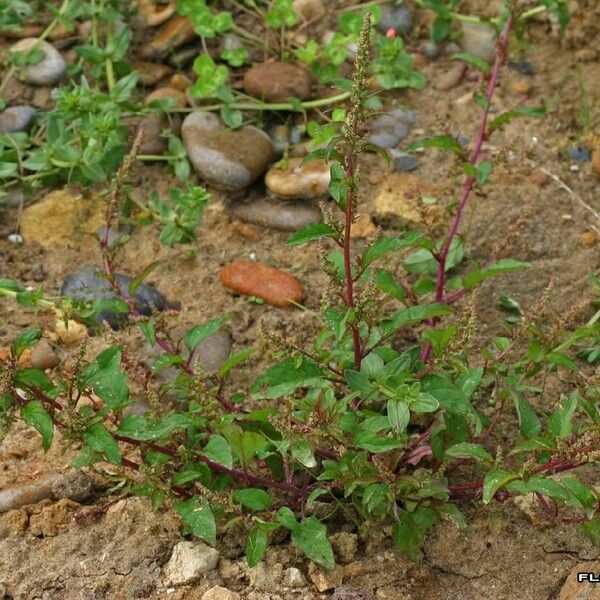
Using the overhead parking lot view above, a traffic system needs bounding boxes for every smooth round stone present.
[508,60,535,76]
[243,61,313,102]
[368,108,415,149]
[419,40,439,59]
[219,260,303,308]
[145,86,187,108]
[60,265,179,330]
[182,112,273,191]
[368,131,399,149]
[230,197,322,231]
[132,60,172,86]
[265,157,330,199]
[137,113,182,155]
[30,339,59,370]
[377,4,413,37]
[10,39,66,86]
[0,105,37,133]
[140,16,195,60]
[568,147,591,162]
[460,22,496,63]
[268,124,304,156]
[292,0,325,20]
[434,62,465,90]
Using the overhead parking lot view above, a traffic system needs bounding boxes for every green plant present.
[2,4,599,572]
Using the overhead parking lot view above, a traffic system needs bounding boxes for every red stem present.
[420,13,514,364]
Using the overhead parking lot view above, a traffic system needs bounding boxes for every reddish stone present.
[219,260,303,308]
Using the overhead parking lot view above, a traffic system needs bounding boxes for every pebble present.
[133,61,172,86]
[55,319,88,346]
[508,60,535,76]
[137,113,170,155]
[377,4,413,37]
[567,146,591,162]
[10,39,66,86]
[231,219,261,241]
[368,109,416,149]
[581,231,598,248]
[292,0,325,20]
[230,197,322,232]
[460,22,496,63]
[219,260,303,308]
[434,62,466,90]
[169,45,201,68]
[284,567,307,588]
[60,265,179,330]
[140,16,196,60]
[350,214,377,239]
[7,233,23,244]
[592,150,600,176]
[331,532,358,564]
[191,329,233,373]
[136,0,176,27]
[163,541,220,586]
[0,105,37,133]
[419,40,439,60]
[265,157,330,199]
[145,86,187,108]
[389,149,419,172]
[529,168,549,187]
[170,73,192,91]
[202,587,241,600]
[308,563,344,592]
[243,61,313,102]
[51,470,95,502]
[511,76,532,95]
[182,111,273,191]
[30,339,59,370]
[269,124,304,156]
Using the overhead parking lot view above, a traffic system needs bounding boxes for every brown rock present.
[145,86,187,108]
[232,220,261,241]
[529,168,549,187]
[202,587,241,600]
[29,499,79,537]
[170,73,192,91]
[308,563,344,592]
[592,150,600,177]
[350,214,377,239]
[136,0,176,27]
[20,189,105,248]
[140,16,196,60]
[55,319,88,346]
[133,61,172,86]
[581,230,598,248]
[265,157,330,199]
[292,0,325,20]
[243,61,313,102]
[434,63,465,91]
[511,76,532,95]
[559,560,600,600]
[219,260,303,308]
[30,339,59,370]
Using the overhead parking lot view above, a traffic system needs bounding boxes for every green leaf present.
[185,319,222,352]
[387,399,410,435]
[292,439,317,468]
[445,442,493,463]
[233,488,273,511]
[219,348,254,378]
[204,435,233,468]
[246,526,268,567]
[329,161,348,210]
[488,107,545,134]
[353,431,402,453]
[404,237,464,275]
[548,394,578,439]
[507,476,570,501]
[512,393,541,437]
[362,231,423,267]
[375,269,406,300]
[129,261,160,296]
[175,497,216,545]
[291,517,335,570]
[561,478,598,512]
[14,367,55,393]
[83,423,122,464]
[251,357,327,399]
[393,506,439,562]
[286,223,339,246]
[463,259,531,290]
[404,135,463,155]
[21,401,53,451]
[451,52,491,75]
[11,328,41,359]
[383,303,452,335]
[482,470,519,503]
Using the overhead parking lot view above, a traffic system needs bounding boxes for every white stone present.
[163,541,220,586]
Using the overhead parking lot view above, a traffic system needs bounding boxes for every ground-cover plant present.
[1,2,600,570]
